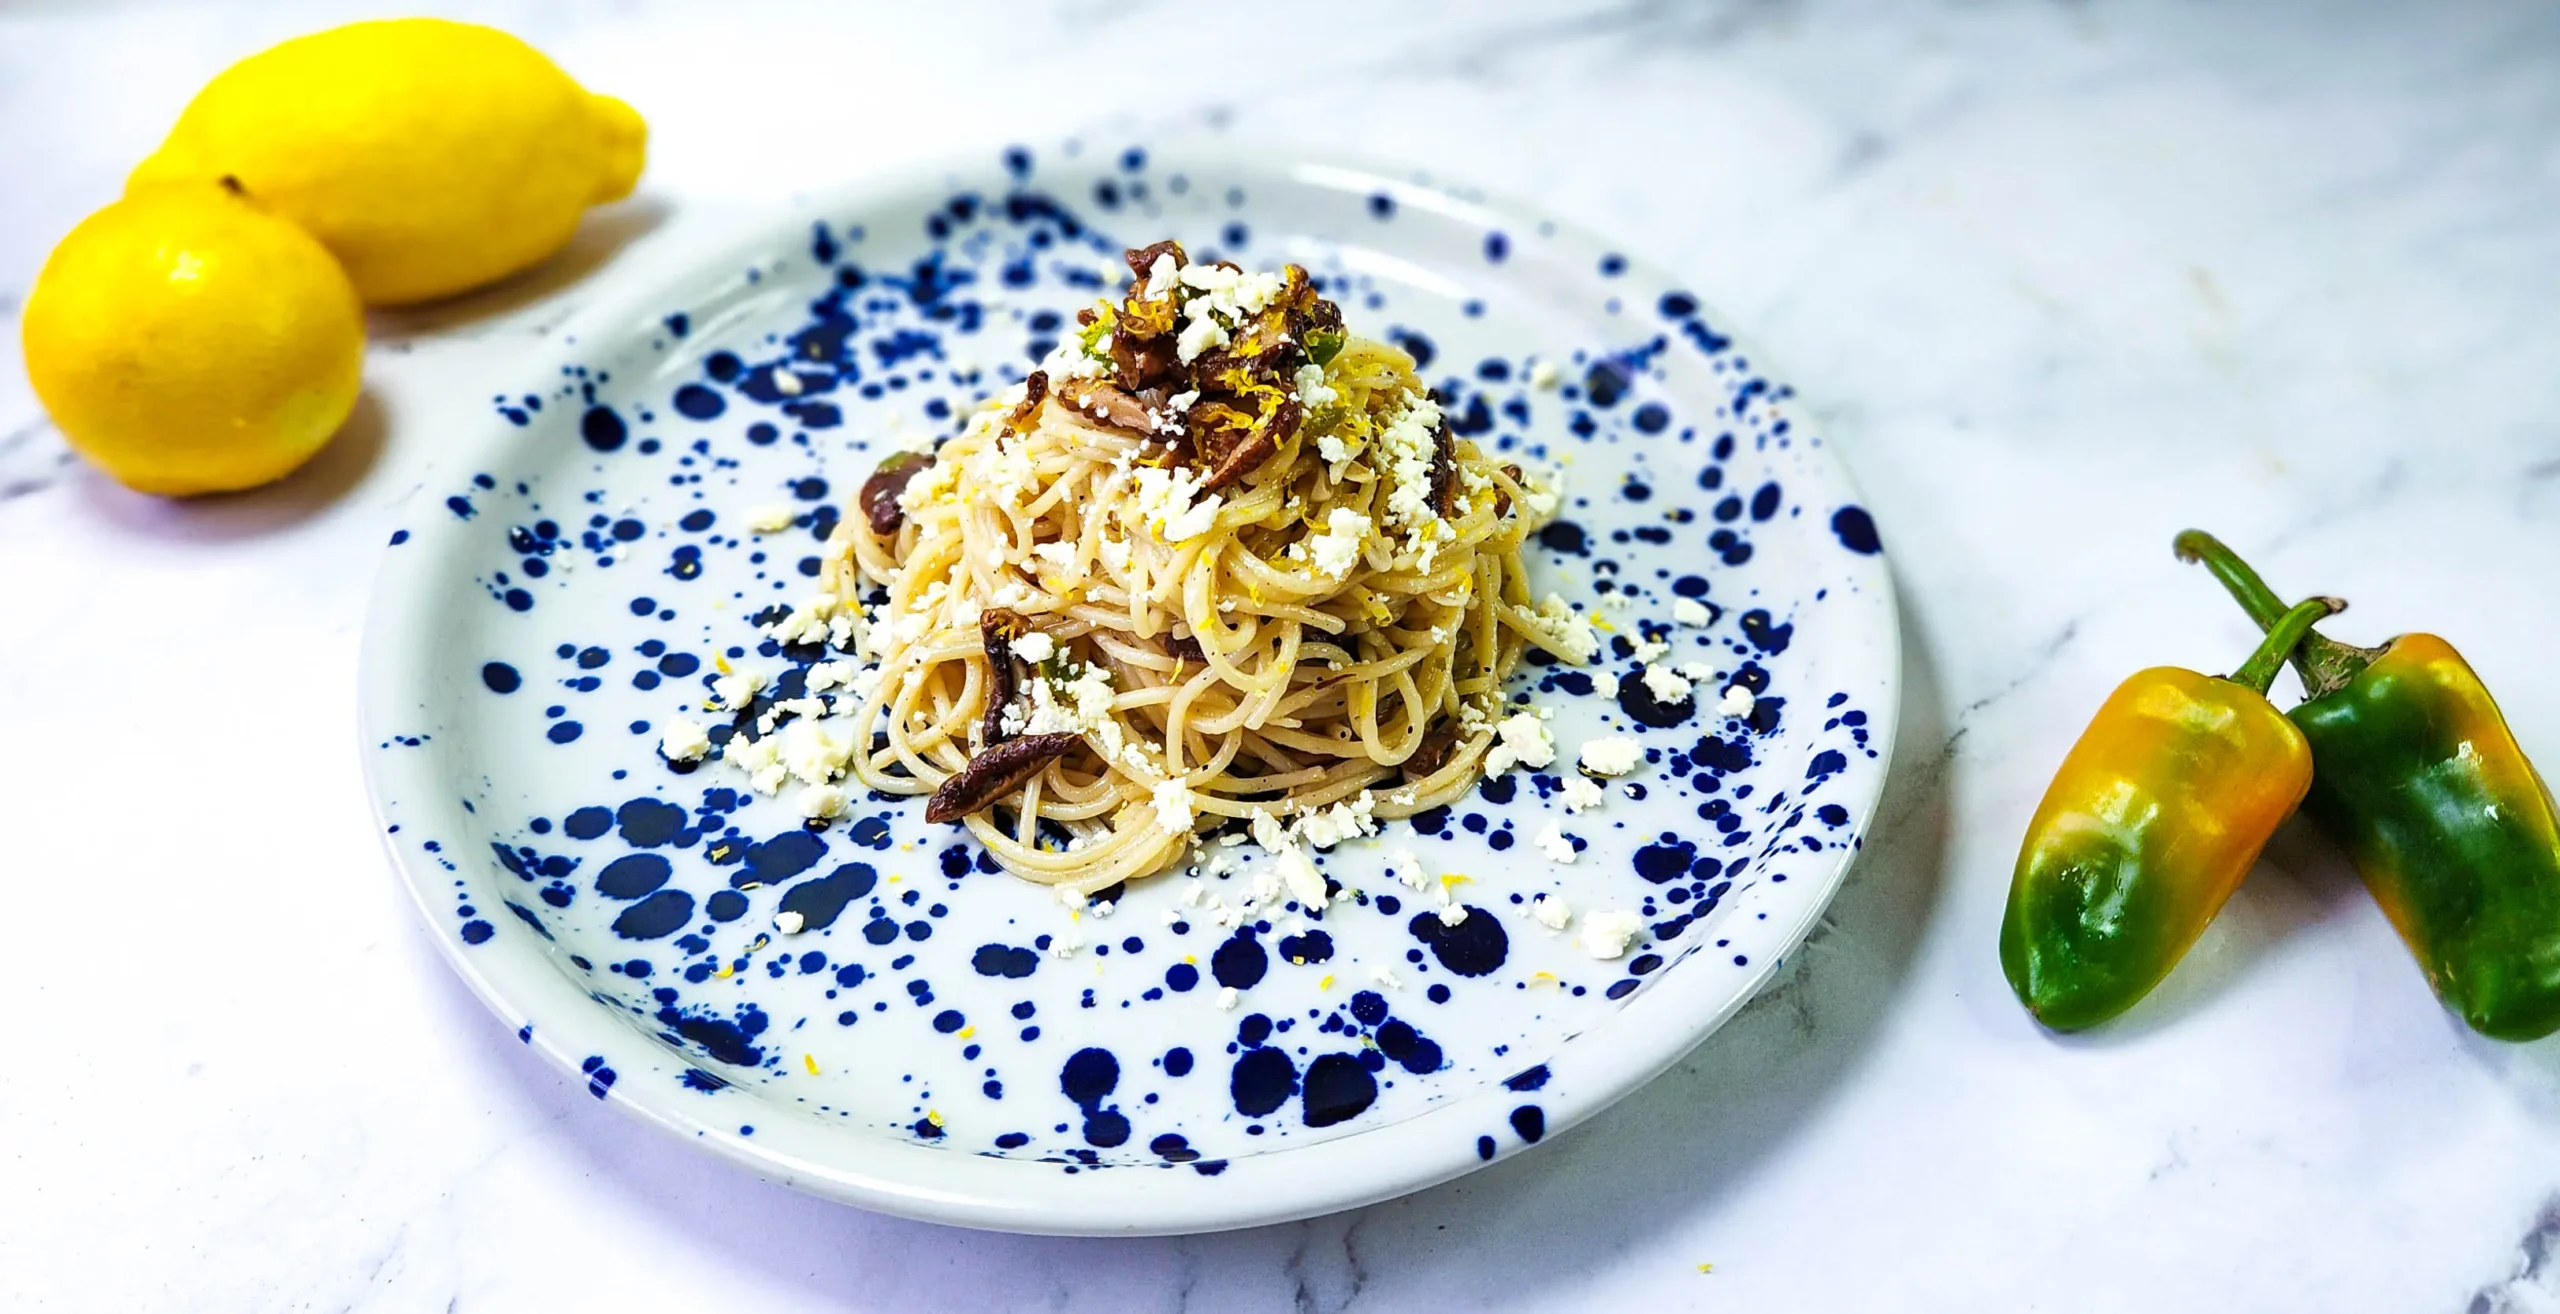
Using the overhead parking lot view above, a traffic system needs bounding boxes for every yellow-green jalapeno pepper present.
[2179,531,2560,1040]
[2002,595,2339,1031]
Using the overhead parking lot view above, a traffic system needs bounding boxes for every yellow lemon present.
[128,19,645,306]
[21,181,365,497]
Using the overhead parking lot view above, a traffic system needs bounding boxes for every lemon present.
[128,19,645,306]
[21,181,365,497]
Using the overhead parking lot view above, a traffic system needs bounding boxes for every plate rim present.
[357,138,1903,1235]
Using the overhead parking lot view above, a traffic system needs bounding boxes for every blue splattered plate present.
[359,143,1898,1235]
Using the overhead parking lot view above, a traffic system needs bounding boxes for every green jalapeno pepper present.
[2002,595,2339,1031]
[2178,530,2560,1041]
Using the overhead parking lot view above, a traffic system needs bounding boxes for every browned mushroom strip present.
[979,609,1027,745]
[1428,417,1459,520]
[1403,720,1461,778]
[1004,370,1049,432]
[1494,462,1525,517]
[1199,398,1301,494]
[1123,239,1186,282]
[923,733,1083,824]
[1109,330,1180,394]
[860,451,934,535]
[1054,378,1158,434]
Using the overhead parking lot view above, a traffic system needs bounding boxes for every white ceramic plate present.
[359,142,1898,1235]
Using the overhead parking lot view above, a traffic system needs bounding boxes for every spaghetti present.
[817,241,1596,895]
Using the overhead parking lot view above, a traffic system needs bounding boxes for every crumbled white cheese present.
[1294,792,1377,850]
[1174,262,1285,362]
[1166,389,1199,413]
[775,910,807,935]
[772,369,803,397]
[1579,735,1645,778]
[1003,656,1116,738]
[975,432,1041,508]
[760,695,828,731]
[1316,432,1358,478]
[1529,359,1562,390]
[1533,894,1572,931]
[1128,464,1223,543]
[1673,597,1713,627]
[1371,964,1403,989]
[1216,985,1241,1011]
[724,730,774,771]
[1143,251,1183,299]
[1533,821,1578,864]
[1293,362,1339,408]
[1579,910,1646,960]
[796,784,846,819]
[659,717,711,762]
[1629,635,1669,665]
[1038,335,1107,383]
[1520,477,1560,521]
[1717,684,1758,719]
[777,717,858,786]
[1303,507,1370,580]
[1483,710,1557,775]
[1640,662,1694,704]
[1176,313,1229,363]
[1378,390,1449,546]
[1436,902,1470,927]
[1051,927,1084,958]
[1277,845,1328,910]
[1523,594,1600,664]
[1151,777,1198,836]
[723,731,789,796]
[1559,776,1607,813]
[746,504,798,533]
[708,668,765,711]
[1010,630,1056,664]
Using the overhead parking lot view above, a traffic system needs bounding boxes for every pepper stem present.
[2174,529,2382,699]
[2228,595,2345,695]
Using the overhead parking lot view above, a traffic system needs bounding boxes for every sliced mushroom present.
[1005,370,1049,432]
[1199,397,1301,494]
[979,608,1028,745]
[1428,417,1459,520]
[860,451,934,535]
[1054,378,1158,434]
[1494,462,1525,517]
[1403,720,1461,779]
[1123,239,1187,284]
[1110,329,1180,393]
[924,733,1082,823]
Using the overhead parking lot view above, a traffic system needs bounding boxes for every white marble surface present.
[6,1,2560,1309]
